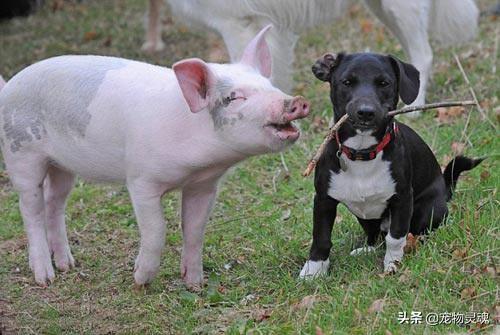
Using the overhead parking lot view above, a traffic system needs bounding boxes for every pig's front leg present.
[180,179,219,289]
[127,179,167,285]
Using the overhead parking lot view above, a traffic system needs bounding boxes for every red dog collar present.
[335,122,399,161]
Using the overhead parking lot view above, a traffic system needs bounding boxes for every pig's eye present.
[222,92,246,106]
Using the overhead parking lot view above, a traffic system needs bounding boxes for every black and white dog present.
[299,53,483,278]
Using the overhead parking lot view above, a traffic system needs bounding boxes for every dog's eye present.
[378,80,390,87]
[342,79,352,87]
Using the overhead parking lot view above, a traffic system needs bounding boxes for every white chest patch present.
[327,134,396,219]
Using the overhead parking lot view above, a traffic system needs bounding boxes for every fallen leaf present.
[368,299,385,313]
[349,4,361,17]
[315,326,325,335]
[359,18,374,33]
[451,142,466,155]
[482,266,496,277]
[480,170,490,181]
[460,286,476,299]
[452,247,468,259]
[447,106,466,117]
[84,31,98,42]
[293,295,328,310]
[404,233,419,254]
[103,36,112,47]
[385,331,393,335]
[398,269,412,284]
[493,305,500,323]
[281,209,291,221]
[253,308,271,322]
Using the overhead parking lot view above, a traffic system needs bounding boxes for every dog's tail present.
[429,0,479,46]
[443,156,484,201]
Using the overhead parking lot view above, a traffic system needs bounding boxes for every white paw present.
[350,246,376,256]
[29,248,55,286]
[53,247,75,272]
[134,255,160,285]
[383,261,399,273]
[141,40,165,53]
[299,259,330,279]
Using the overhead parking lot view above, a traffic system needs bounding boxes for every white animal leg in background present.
[8,155,53,285]
[180,180,219,288]
[142,0,165,52]
[364,0,432,112]
[44,165,75,272]
[127,179,167,285]
[216,19,298,93]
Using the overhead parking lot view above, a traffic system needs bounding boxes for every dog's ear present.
[388,55,420,105]
[312,53,343,82]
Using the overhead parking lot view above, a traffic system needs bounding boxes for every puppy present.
[300,53,483,278]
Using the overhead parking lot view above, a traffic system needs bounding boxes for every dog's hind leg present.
[410,190,448,235]
[364,0,432,112]
[350,218,381,255]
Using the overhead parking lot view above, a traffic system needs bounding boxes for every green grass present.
[0,0,498,334]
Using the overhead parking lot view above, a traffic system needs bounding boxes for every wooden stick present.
[302,100,476,177]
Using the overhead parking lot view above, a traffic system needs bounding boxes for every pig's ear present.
[240,25,272,78]
[173,58,216,113]
[388,55,420,105]
[312,53,343,82]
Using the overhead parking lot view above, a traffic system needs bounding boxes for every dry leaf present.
[452,247,467,259]
[84,31,98,42]
[315,326,325,335]
[460,286,476,299]
[404,233,419,254]
[103,36,112,47]
[293,295,327,310]
[359,18,374,33]
[447,106,465,117]
[349,4,361,17]
[385,331,393,335]
[368,299,385,313]
[480,170,490,181]
[451,142,466,155]
[493,305,500,323]
[253,308,271,322]
[482,266,496,277]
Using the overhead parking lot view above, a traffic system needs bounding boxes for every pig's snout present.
[285,96,310,121]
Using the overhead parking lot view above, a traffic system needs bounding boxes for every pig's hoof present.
[141,40,165,53]
[350,246,376,256]
[298,259,329,280]
[54,249,75,272]
[32,261,56,286]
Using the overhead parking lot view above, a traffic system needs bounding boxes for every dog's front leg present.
[299,195,338,279]
[384,189,413,273]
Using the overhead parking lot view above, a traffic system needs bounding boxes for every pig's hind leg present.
[7,154,54,285]
[43,165,75,272]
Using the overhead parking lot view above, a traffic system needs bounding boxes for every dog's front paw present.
[383,260,400,273]
[299,259,330,279]
[350,246,376,256]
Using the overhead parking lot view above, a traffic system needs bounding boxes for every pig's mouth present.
[265,121,300,141]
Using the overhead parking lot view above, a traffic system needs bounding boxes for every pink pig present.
[0,26,309,288]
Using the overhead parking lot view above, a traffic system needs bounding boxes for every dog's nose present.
[356,107,376,122]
